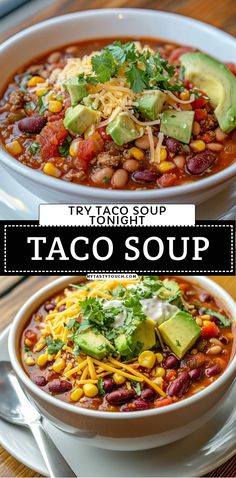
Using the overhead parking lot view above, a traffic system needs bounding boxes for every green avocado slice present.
[180,52,236,133]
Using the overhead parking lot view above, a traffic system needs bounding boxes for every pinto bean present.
[91,167,114,184]
[205,364,222,377]
[181,352,206,369]
[47,51,61,64]
[123,159,139,172]
[111,169,129,188]
[135,135,157,149]
[103,378,114,393]
[163,355,179,369]
[167,372,190,398]
[18,115,47,133]
[106,389,136,404]
[132,169,157,183]
[173,155,185,169]
[186,151,216,175]
[165,138,181,153]
[34,376,47,387]
[48,379,72,394]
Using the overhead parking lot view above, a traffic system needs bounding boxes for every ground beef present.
[8,90,25,111]
[199,113,218,133]
[94,151,121,167]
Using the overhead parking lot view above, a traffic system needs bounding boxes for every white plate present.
[0,165,235,220]
[0,325,236,477]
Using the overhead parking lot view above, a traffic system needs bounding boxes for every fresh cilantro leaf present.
[69,283,89,291]
[105,42,126,63]
[91,51,117,83]
[25,101,36,111]
[66,315,81,330]
[97,378,105,395]
[24,346,31,353]
[102,176,111,184]
[112,284,127,299]
[58,140,70,157]
[19,74,32,91]
[46,336,64,354]
[126,65,146,93]
[132,381,141,396]
[29,141,40,155]
[202,308,231,327]
[38,95,47,114]
[73,344,80,356]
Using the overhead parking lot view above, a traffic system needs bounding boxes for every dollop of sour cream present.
[140,297,178,325]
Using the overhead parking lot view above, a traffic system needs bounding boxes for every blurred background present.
[1,0,236,42]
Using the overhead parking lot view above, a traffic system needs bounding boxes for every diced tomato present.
[184,80,193,90]
[169,46,195,63]
[194,109,207,121]
[48,113,65,122]
[179,282,190,292]
[191,97,208,110]
[37,120,67,159]
[154,397,174,408]
[99,126,113,142]
[75,131,104,170]
[201,132,215,143]
[25,329,37,343]
[165,370,177,382]
[157,173,177,188]
[226,62,236,76]
[201,322,220,339]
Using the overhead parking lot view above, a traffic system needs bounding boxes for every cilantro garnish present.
[91,51,118,83]
[58,136,72,157]
[38,94,48,114]
[132,381,141,396]
[201,308,231,327]
[29,141,40,155]
[97,378,105,395]
[102,176,111,184]
[46,337,64,354]
[25,101,36,111]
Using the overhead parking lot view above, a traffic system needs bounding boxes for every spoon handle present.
[29,420,77,477]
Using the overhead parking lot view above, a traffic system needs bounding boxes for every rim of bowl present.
[8,274,236,420]
[0,8,236,201]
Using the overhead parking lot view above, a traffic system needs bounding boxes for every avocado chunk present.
[137,91,166,120]
[115,319,156,357]
[63,105,100,135]
[74,327,113,360]
[180,52,236,133]
[158,311,201,359]
[160,110,194,144]
[64,78,88,106]
[106,112,141,146]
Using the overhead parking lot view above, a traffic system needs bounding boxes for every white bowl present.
[0,9,236,205]
[8,275,236,451]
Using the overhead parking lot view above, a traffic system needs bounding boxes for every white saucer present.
[1,326,236,477]
[0,165,235,220]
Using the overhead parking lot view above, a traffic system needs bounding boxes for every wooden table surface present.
[0,275,235,477]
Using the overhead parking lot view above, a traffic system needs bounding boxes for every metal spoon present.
[0,361,77,477]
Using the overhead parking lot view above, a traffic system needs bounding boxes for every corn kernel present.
[25,355,35,366]
[27,76,45,87]
[70,387,83,402]
[52,358,65,373]
[25,338,32,347]
[201,314,211,320]
[36,88,48,96]
[138,350,156,369]
[37,353,48,367]
[129,147,145,161]
[69,139,81,157]
[113,373,126,385]
[83,383,98,398]
[190,140,206,152]
[6,140,23,156]
[160,147,168,162]
[153,377,164,388]
[156,353,164,363]
[43,162,61,178]
[34,338,46,352]
[158,161,176,173]
[180,91,190,101]
[203,320,212,327]
[48,100,63,113]
[155,367,166,378]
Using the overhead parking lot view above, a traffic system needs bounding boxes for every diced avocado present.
[83,96,96,109]
[64,78,88,106]
[74,327,113,360]
[160,110,194,144]
[115,319,156,357]
[63,105,100,135]
[158,311,201,359]
[106,112,141,146]
[137,91,166,120]
[180,52,236,133]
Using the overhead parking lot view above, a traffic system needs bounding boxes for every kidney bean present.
[44,302,55,312]
[167,372,190,397]
[132,169,157,183]
[205,364,222,377]
[199,293,212,302]
[189,368,202,381]
[131,398,149,410]
[181,352,206,369]
[48,379,72,394]
[219,335,229,345]
[25,329,37,343]
[163,355,179,369]
[141,388,156,401]
[157,173,177,188]
[34,376,47,387]
[103,378,114,393]
[165,138,181,153]
[58,305,66,312]
[18,115,47,133]
[186,151,216,175]
[46,370,59,381]
[106,389,136,404]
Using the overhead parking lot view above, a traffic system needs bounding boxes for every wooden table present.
[0,276,235,477]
